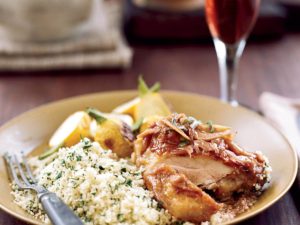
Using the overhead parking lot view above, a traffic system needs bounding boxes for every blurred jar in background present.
[0,0,95,42]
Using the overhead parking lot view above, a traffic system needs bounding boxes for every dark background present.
[0,0,299,224]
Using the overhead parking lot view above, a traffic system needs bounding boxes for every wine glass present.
[205,0,261,106]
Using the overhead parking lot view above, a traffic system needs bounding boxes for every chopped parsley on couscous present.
[11,139,192,225]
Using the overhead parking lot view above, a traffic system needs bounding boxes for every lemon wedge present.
[49,111,91,147]
[134,93,171,122]
[112,97,140,116]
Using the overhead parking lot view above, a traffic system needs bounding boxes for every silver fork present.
[4,152,84,225]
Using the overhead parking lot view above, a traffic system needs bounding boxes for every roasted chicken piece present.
[133,113,271,222]
[144,164,220,223]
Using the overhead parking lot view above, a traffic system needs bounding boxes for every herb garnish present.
[178,140,189,147]
[38,143,63,160]
[117,213,125,222]
[125,179,132,187]
[83,144,92,150]
[55,171,62,180]
[99,165,105,171]
[149,82,160,93]
[86,107,107,124]
[132,117,144,135]
[82,138,92,150]
[138,76,161,96]
[206,120,215,133]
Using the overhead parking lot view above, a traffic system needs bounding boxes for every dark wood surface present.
[0,34,300,224]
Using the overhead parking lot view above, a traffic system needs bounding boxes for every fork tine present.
[4,153,26,189]
[3,153,13,180]
[21,152,37,184]
[13,155,32,187]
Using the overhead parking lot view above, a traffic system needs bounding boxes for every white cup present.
[0,0,95,42]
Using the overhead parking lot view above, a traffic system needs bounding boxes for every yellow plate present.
[0,91,297,225]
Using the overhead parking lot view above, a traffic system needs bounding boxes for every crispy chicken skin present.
[133,113,271,222]
[143,164,220,223]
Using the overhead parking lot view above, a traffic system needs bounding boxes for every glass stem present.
[213,38,246,106]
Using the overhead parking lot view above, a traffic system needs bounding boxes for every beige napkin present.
[0,1,132,70]
[259,92,300,187]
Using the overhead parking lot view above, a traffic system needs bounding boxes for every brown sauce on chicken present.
[134,113,272,224]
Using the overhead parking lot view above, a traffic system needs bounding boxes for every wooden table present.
[0,34,299,224]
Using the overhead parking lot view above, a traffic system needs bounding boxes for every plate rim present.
[0,90,298,225]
